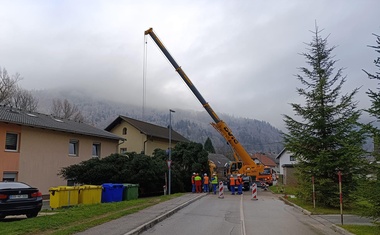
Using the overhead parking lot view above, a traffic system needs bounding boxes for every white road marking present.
[240,194,246,235]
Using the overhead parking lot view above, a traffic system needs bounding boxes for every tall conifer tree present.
[362,32,380,219]
[204,137,216,153]
[283,26,367,207]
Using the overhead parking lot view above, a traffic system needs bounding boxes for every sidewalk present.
[74,193,207,235]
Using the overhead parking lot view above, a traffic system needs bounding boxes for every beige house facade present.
[0,106,123,195]
[105,115,188,156]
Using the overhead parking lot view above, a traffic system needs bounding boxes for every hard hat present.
[193,172,195,175]
[237,174,241,176]
[213,173,216,175]
[204,173,207,176]
[231,175,233,177]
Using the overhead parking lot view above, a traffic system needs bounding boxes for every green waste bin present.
[122,184,139,201]
[49,186,79,209]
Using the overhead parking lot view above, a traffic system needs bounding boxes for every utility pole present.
[168,109,175,195]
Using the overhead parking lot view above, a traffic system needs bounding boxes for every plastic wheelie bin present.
[101,183,124,203]
[122,184,139,201]
[49,186,79,209]
[78,185,102,205]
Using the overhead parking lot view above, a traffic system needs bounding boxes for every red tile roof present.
[252,153,276,167]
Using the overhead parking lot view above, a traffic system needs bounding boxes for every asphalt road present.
[140,190,340,235]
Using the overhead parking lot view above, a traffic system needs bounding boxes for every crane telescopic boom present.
[144,28,263,177]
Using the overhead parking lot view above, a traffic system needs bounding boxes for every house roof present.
[105,115,189,143]
[276,148,287,159]
[207,153,230,168]
[0,105,123,140]
[252,153,276,167]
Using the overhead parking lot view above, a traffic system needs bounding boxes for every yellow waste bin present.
[49,186,79,209]
[78,185,102,205]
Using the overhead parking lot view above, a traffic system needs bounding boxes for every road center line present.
[240,194,246,235]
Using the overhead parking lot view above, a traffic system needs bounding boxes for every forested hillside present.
[32,88,284,155]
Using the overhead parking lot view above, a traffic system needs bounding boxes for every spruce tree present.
[283,26,368,207]
[204,137,216,153]
[362,32,380,219]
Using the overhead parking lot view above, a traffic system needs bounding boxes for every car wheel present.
[26,212,39,218]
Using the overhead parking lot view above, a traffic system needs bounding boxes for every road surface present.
[141,190,338,235]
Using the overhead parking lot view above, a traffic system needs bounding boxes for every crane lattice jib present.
[145,28,262,174]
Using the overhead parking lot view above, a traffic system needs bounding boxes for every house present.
[252,153,277,168]
[105,115,189,156]
[276,148,298,185]
[0,105,123,195]
[207,153,230,180]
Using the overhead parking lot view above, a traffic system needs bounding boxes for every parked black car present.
[0,182,43,219]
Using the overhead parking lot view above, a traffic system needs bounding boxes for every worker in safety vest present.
[237,174,243,195]
[203,173,209,193]
[194,173,202,193]
[191,173,196,193]
[211,173,218,194]
[229,175,236,195]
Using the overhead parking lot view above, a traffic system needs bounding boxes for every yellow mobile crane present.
[145,28,264,182]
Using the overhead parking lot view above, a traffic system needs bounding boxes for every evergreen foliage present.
[361,32,380,220]
[59,142,209,195]
[283,26,368,207]
[204,137,216,153]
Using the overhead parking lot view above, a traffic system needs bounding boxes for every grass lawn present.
[0,193,185,235]
[340,224,380,235]
[270,184,379,235]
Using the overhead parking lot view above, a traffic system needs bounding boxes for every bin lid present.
[101,183,114,188]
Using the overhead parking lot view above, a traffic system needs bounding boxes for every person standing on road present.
[191,173,196,193]
[194,173,202,193]
[211,173,218,194]
[237,174,243,195]
[229,175,236,195]
[203,173,209,193]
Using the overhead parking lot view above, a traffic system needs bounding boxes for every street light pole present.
[168,109,175,195]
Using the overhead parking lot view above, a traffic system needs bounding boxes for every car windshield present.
[0,182,30,189]
[263,168,271,174]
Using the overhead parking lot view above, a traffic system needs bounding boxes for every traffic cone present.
[218,181,224,199]
[251,183,258,200]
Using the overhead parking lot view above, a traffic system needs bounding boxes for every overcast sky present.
[0,0,379,131]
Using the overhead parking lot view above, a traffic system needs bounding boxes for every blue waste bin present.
[101,183,124,203]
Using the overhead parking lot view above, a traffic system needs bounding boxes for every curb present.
[279,196,354,235]
[124,193,207,235]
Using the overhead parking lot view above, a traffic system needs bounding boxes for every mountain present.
[31,88,284,155]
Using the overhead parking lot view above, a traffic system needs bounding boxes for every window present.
[290,155,296,161]
[120,148,127,155]
[92,143,101,157]
[69,140,79,156]
[3,172,17,182]
[5,132,19,151]
[122,127,127,135]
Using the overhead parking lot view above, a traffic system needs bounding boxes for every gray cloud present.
[0,0,379,131]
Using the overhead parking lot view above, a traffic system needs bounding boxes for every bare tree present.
[12,88,39,112]
[51,98,85,122]
[0,67,22,105]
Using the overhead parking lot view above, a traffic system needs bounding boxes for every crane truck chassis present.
[144,28,264,185]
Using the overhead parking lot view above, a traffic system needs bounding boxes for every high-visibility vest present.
[230,176,236,186]
[236,177,241,185]
[211,176,218,184]
[204,176,209,184]
[194,176,201,181]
